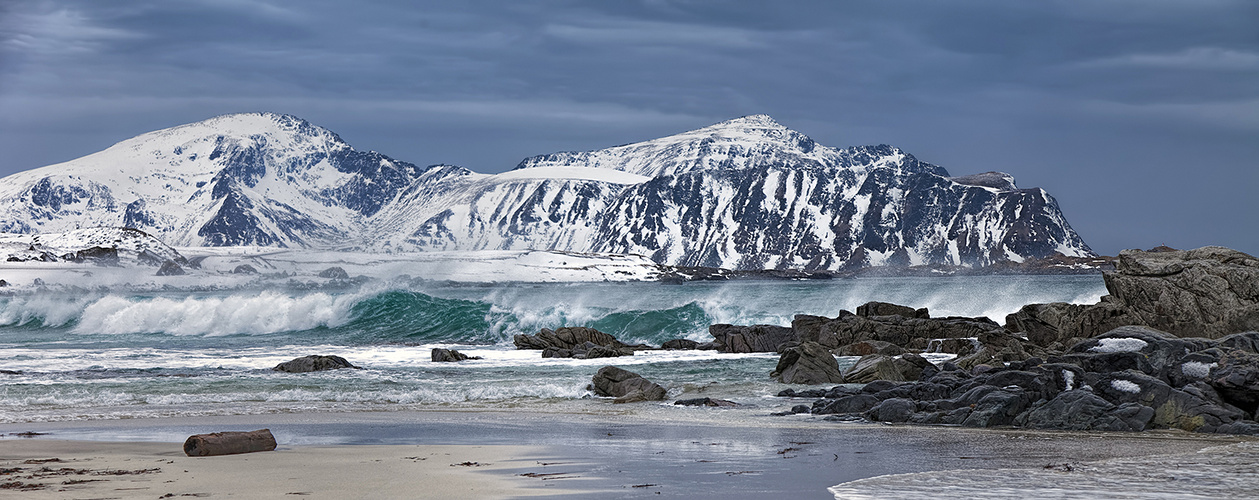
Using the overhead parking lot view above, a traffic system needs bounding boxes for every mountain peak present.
[706,114,783,128]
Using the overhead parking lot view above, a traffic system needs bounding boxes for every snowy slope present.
[0,113,1095,271]
[0,113,427,248]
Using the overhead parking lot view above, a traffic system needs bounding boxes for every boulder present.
[431,348,481,362]
[865,398,917,423]
[856,301,929,319]
[674,398,739,407]
[793,311,1004,350]
[1209,349,1259,415]
[1105,246,1259,338]
[1013,247,1259,344]
[232,264,259,275]
[834,340,904,356]
[842,354,923,384]
[661,339,699,350]
[813,394,881,415]
[317,266,350,279]
[590,366,666,403]
[1005,299,1138,347]
[960,388,1033,427]
[770,341,845,385]
[953,328,1032,370]
[1017,390,1152,432]
[515,327,646,358]
[273,355,360,373]
[708,324,796,353]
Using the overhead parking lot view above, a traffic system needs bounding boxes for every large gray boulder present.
[771,342,845,385]
[1017,390,1153,432]
[1010,246,1259,344]
[841,354,931,384]
[708,324,795,353]
[793,311,1004,351]
[1105,246,1259,338]
[855,301,929,319]
[431,348,482,362]
[590,366,667,403]
[514,327,645,357]
[273,355,360,372]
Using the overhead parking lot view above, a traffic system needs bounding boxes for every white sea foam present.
[73,291,361,336]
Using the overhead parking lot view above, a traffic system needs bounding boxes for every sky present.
[0,0,1256,256]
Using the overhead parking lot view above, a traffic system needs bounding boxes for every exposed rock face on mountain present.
[0,113,428,248]
[0,113,1094,271]
[0,227,186,266]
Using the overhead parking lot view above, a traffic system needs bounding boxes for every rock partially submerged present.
[675,397,739,407]
[273,355,360,373]
[515,327,648,359]
[708,324,795,353]
[590,366,667,403]
[431,348,482,362]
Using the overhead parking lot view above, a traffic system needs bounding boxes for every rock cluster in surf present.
[749,245,1259,435]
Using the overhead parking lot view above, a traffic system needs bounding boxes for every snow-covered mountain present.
[0,113,1094,270]
[0,113,426,248]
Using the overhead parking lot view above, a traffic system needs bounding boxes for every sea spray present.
[0,275,1109,422]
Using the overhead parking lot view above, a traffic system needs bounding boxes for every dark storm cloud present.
[1,0,1256,254]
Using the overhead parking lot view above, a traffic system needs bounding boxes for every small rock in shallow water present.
[273,355,360,373]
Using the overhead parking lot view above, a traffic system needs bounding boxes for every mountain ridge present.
[0,112,1094,270]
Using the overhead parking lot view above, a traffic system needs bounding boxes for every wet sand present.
[2,410,1253,499]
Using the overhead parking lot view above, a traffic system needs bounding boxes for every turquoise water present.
[0,276,1106,422]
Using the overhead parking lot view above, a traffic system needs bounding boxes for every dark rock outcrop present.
[661,339,699,350]
[232,264,259,274]
[674,398,739,407]
[771,341,845,385]
[273,355,360,373]
[431,348,482,362]
[834,340,904,356]
[777,325,1259,435]
[63,246,120,266]
[1106,246,1259,338]
[590,366,667,403]
[793,311,1004,351]
[1009,246,1259,345]
[856,301,929,319]
[156,260,185,276]
[708,324,795,353]
[317,266,350,279]
[514,327,646,358]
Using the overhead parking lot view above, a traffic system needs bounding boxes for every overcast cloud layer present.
[1,0,1256,255]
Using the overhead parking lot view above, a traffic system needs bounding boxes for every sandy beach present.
[3,410,1255,499]
[0,439,552,499]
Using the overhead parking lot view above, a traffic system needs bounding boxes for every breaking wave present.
[0,276,1106,345]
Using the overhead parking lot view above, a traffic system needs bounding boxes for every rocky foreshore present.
[571,246,1259,435]
[755,245,1259,434]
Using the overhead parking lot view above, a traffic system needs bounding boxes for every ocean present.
[0,275,1107,423]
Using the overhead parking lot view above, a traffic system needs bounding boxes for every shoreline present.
[4,410,1254,499]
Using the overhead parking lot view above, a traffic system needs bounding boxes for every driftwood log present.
[183,429,277,457]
